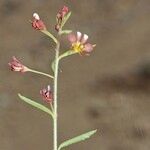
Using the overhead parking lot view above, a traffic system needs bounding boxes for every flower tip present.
[47,85,51,91]
[77,31,82,37]
[33,13,40,20]
[40,85,53,104]
[83,34,89,41]
[84,34,88,39]
[93,44,96,47]
[77,31,82,41]
[80,34,89,44]
[62,5,69,13]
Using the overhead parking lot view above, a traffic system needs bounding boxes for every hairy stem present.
[53,41,60,150]
[41,30,58,44]
[28,69,54,79]
[58,50,77,61]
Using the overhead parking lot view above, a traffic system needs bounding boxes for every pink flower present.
[8,56,29,73]
[40,85,53,104]
[32,13,46,30]
[55,6,69,31]
[68,31,95,54]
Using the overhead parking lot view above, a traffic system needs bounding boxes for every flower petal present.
[68,33,76,43]
[81,34,88,44]
[47,85,51,91]
[33,13,40,20]
[77,31,82,41]
[83,43,94,52]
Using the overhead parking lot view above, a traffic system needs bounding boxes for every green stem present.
[41,30,58,44]
[53,41,60,150]
[50,103,54,113]
[29,69,54,79]
[58,50,77,61]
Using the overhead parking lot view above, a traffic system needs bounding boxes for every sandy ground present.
[1,0,150,150]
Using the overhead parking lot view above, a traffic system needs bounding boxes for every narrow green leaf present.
[58,50,77,61]
[58,129,97,150]
[61,12,72,28]
[18,94,54,118]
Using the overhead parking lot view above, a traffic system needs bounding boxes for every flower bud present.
[40,85,53,104]
[32,13,46,30]
[8,56,29,73]
[55,6,69,32]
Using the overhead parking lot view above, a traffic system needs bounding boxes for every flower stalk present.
[29,69,54,79]
[41,30,58,44]
[53,41,60,150]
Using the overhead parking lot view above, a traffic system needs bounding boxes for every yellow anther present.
[72,42,84,53]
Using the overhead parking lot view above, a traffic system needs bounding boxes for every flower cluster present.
[9,6,95,104]
[55,6,69,31]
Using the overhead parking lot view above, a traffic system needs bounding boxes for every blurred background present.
[1,0,150,150]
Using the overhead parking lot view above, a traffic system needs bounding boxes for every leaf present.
[58,50,77,61]
[61,12,72,28]
[58,129,97,150]
[18,94,54,118]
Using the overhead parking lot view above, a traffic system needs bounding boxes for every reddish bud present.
[40,85,53,104]
[61,6,69,18]
[32,13,46,30]
[8,56,29,73]
[57,6,69,19]
[55,24,60,32]
[55,6,69,32]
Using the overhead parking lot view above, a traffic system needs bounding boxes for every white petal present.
[33,13,40,20]
[47,85,51,91]
[81,34,89,44]
[77,31,82,41]
[82,34,88,43]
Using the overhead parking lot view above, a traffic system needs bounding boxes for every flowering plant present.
[9,6,96,150]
